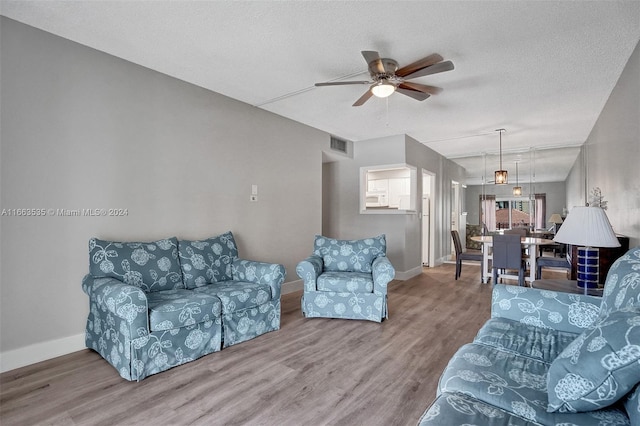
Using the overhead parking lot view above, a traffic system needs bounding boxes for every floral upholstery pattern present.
[547,307,640,413]
[313,234,386,272]
[297,235,394,322]
[625,385,640,426]
[418,246,640,425]
[89,237,183,293]
[491,285,601,333]
[83,232,285,381]
[419,392,540,425]
[474,317,578,363]
[316,271,374,293]
[178,232,238,289]
[147,289,222,332]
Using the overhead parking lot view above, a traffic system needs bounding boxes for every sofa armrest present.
[372,256,395,295]
[232,259,286,300]
[491,284,601,334]
[296,255,323,292]
[82,274,149,338]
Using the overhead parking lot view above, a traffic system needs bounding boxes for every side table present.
[531,279,604,297]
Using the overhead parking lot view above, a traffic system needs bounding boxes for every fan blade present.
[403,60,454,80]
[315,81,371,86]
[398,82,442,95]
[361,50,384,73]
[396,87,430,101]
[396,53,444,77]
[352,90,374,107]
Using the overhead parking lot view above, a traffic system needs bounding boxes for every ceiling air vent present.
[330,136,348,154]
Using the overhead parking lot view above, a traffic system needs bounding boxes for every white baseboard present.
[0,333,86,373]
[394,266,423,281]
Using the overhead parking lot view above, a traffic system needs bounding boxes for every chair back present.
[492,234,522,269]
[504,228,527,237]
[451,230,463,256]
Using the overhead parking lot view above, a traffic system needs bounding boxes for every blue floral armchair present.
[296,234,395,322]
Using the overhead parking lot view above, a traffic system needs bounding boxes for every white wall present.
[323,134,466,276]
[565,40,640,247]
[0,17,327,369]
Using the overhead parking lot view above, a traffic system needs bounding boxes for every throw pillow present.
[598,247,640,319]
[313,234,386,273]
[89,237,182,293]
[178,231,238,289]
[547,307,640,413]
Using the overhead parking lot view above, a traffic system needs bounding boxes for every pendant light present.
[513,162,522,196]
[494,129,508,185]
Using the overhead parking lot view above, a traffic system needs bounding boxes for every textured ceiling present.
[2,1,639,185]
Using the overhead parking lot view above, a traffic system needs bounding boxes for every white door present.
[422,196,430,265]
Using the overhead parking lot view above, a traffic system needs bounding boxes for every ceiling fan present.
[315,51,454,106]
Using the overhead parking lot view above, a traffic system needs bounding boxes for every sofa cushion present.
[316,271,374,293]
[625,384,640,426]
[599,247,640,319]
[147,289,222,332]
[419,392,539,426]
[439,342,630,424]
[313,234,386,273]
[193,281,272,313]
[474,317,578,362]
[547,308,640,413]
[178,231,238,289]
[89,237,183,293]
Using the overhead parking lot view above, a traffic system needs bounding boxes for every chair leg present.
[455,260,460,280]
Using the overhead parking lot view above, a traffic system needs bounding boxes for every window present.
[480,194,546,231]
[360,164,417,214]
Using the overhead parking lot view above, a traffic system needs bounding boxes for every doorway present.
[422,171,435,266]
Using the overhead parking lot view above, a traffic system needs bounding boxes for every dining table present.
[470,235,556,284]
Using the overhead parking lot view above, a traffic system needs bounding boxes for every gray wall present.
[566,40,640,247]
[465,181,567,226]
[323,134,466,274]
[0,18,327,361]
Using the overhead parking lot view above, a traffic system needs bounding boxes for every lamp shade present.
[548,213,563,224]
[553,206,620,247]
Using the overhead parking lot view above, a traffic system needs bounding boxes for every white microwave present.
[366,192,388,207]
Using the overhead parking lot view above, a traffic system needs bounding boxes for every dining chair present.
[535,255,571,279]
[491,234,526,286]
[451,230,483,280]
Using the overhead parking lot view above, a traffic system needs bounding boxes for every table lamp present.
[548,213,563,234]
[553,206,620,288]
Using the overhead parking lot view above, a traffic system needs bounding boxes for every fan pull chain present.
[385,97,390,127]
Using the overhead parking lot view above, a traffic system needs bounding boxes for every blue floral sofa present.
[419,246,640,425]
[82,231,285,381]
[296,234,395,322]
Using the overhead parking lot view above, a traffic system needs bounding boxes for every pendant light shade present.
[494,129,507,185]
[371,81,395,98]
[513,162,522,196]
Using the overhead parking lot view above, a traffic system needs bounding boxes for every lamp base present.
[577,247,599,288]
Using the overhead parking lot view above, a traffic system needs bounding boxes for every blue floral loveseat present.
[419,246,640,425]
[296,234,395,322]
[82,231,285,381]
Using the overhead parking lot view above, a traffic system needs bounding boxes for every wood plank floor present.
[1,263,502,426]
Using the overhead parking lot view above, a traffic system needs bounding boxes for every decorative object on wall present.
[494,129,508,185]
[589,187,608,210]
[553,206,620,289]
[548,213,563,234]
[315,50,454,106]
[512,161,522,196]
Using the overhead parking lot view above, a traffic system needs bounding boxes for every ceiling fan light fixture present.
[371,81,395,98]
